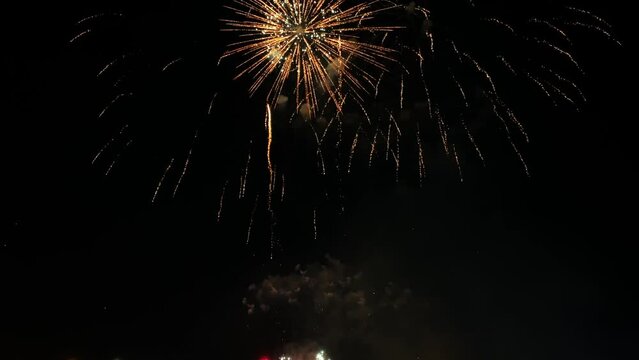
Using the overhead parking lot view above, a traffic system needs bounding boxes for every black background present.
[2,1,636,359]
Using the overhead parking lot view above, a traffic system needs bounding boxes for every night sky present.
[2,1,637,359]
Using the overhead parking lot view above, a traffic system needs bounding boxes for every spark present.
[208,93,219,115]
[105,140,133,176]
[173,130,199,198]
[313,208,318,241]
[98,92,133,119]
[280,174,286,202]
[152,158,174,203]
[92,124,128,164]
[217,180,229,223]
[69,29,92,44]
[162,57,183,72]
[266,103,273,177]
[240,143,252,199]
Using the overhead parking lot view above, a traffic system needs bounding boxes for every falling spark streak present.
[462,53,497,94]
[152,158,174,203]
[217,180,229,223]
[493,104,530,177]
[99,92,133,118]
[105,140,133,176]
[385,122,392,161]
[368,129,379,168]
[400,74,404,110]
[76,12,124,25]
[69,29,92,44]
[462,120,485,165]
[450,71,468,108]
[543,66,587,103]
[527,36,584,73]
[416,127,426,185]
[92,124,128,164]
[483,18,516,34]
[347,130,360,174]
[452,145,463,182]
[162,57,183,72]
[98,54,129,78]
[240,145,252,199]
[313,208,318,241]
[526,73,556,105]
[266,103,274,185]
[545,81,579,109]
[208,93,218,115]
[529,19,572,45]
[173,130,199,198]
[280,174,286,202]
[497,55,517,75]
[566,6,615,29]
[563,21,622,47]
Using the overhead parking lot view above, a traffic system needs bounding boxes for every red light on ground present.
[259,357,270,360]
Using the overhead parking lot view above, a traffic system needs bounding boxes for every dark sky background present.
[1,1,637,359]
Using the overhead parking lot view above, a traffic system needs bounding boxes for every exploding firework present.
[221,0,398,115]
[70,1,620,253]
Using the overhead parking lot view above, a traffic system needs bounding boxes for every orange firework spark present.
[221,0,397,115]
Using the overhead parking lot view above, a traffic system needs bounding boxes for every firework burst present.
[221,0,398,115]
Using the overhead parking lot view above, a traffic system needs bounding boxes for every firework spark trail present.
[563,21,622,46]
[306,121,327,175]
[526,73,557,106]
[280,174,286,202]
[69,29,92,44]
[208,93,218,115]
[217,180,229,223]
[265,104,276,207]
[173,130,199,198]
[368,128,379,168]
[152,158,175,203]
[313,208,318,241]
[497,55,518,75]
[542,65,587,103]
[483,17,516,34]
[529,18,572,45]
[347,130,360,174]
[105,140,133,176]
[76,12,124,26]
[221,0,398,115]
[452,144,463,182]
[527,36,584,73]
[400,73,404,109]
[162,57,183,72]
[99,92,133,118]
[240,145,252,200]
[97,54,130,78]
[492,103,530,177]
[450,71,468,108]
[462,53,497,94]
[92,124,129,164]
[545,80,579,109]
[462,120,485,165]
[566,6,615,30]
[416,126,426,185]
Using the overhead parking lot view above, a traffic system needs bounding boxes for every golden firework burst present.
[221,0,397,115]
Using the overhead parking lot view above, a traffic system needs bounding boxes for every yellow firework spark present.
[221,0,397,115]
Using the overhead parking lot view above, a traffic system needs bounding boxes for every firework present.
[221,0,398,115]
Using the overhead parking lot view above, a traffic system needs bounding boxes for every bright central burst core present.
[222,0,397,115]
